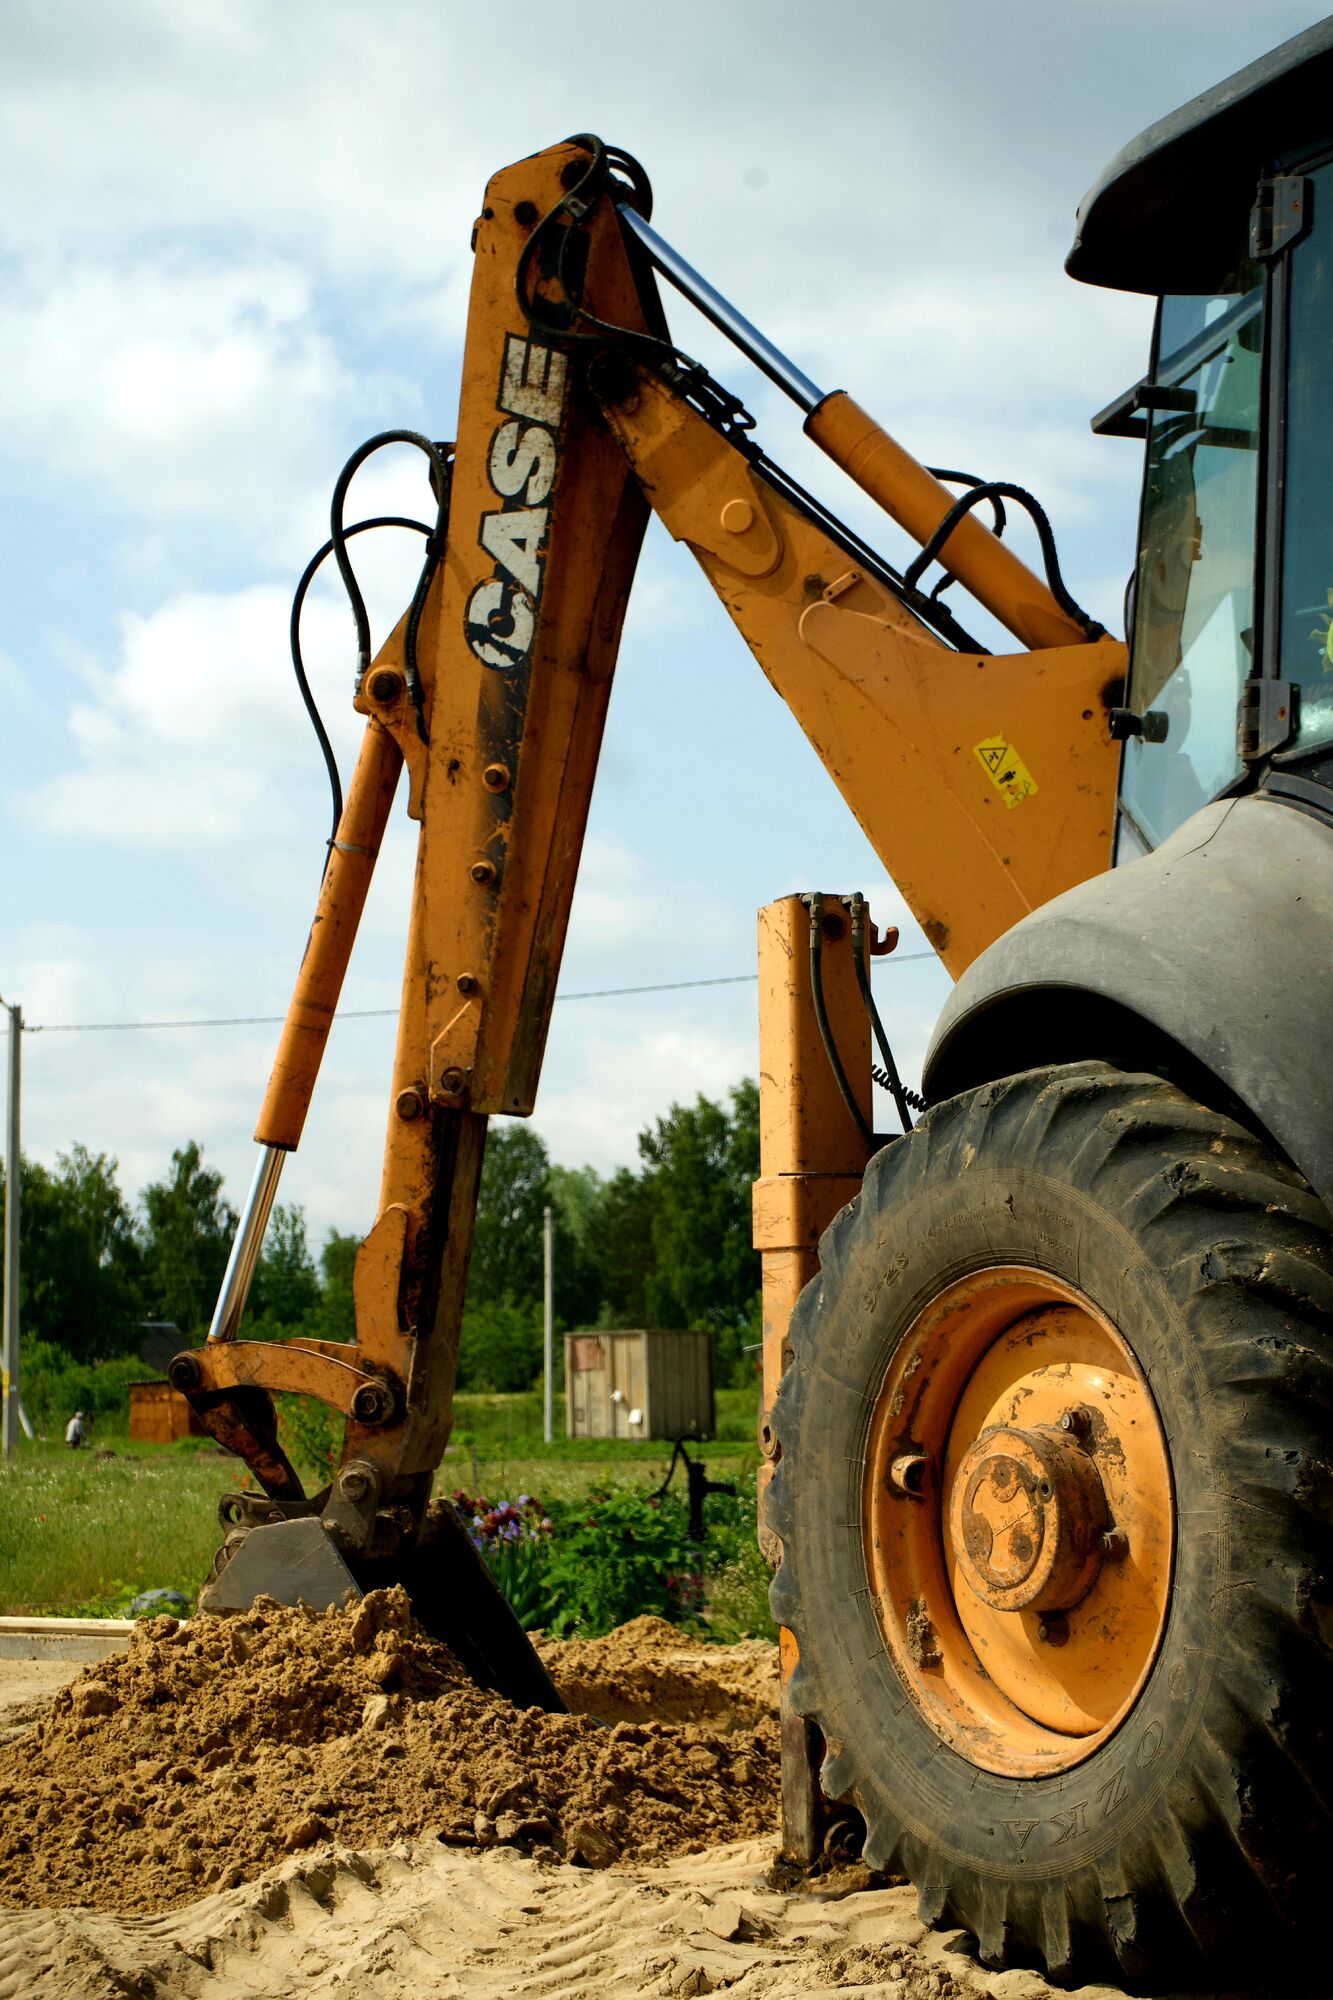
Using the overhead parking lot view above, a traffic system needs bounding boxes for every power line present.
[18,952,937,1035]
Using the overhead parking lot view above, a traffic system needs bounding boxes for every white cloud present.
[562,830,738,973]
[0,252,408,543]
[533,1014,758,1177]
[24,585,354,845]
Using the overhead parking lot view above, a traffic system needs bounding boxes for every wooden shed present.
[564,1329,714,1441]
[129,1379,205,1445]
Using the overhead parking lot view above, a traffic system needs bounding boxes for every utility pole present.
[543,1203,554,1444]
[2,1000,19,1457]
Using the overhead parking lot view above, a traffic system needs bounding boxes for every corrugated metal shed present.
[564,1328,714,1441]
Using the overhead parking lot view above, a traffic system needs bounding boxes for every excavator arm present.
[169,137,1124,1671]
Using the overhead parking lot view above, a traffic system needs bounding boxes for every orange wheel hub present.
[863,1267,1173,1776]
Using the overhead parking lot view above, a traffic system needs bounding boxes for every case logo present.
[465,334,568,671]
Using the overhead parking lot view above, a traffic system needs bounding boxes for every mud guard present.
[925,793,1333,1213]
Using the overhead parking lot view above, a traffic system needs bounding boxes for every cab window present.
[1121,276,1262,849]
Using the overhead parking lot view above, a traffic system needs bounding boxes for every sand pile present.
[0,1592,778,1915]
[539,1615,777,1726]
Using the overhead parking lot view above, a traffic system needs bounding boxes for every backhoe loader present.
[165,19,1333,1982]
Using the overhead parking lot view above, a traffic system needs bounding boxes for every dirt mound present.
[0,1592,778,1915]
[541,1613,778,1726]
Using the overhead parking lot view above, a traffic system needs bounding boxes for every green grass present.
[0,1388,764,1618]
[0,1441,242,1615]
[443,1383,759,1501]
[450,1383,758,1450]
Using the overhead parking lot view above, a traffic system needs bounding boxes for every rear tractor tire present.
[768,1061,1333,1984]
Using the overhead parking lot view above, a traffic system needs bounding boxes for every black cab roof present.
[1068,18,1333,294]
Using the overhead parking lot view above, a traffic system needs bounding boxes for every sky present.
[1,0,1322,1248]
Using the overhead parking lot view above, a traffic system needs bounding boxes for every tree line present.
[1,1079,762,1394]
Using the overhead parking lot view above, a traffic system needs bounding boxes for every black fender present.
[923,794,1333,1214]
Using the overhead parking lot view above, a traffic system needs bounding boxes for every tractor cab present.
[1070,18,1333,857]
[927,19,1333,1223]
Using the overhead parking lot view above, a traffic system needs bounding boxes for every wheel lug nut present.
[1059,1405,1095,1441]
[1036,1614,1069,1647]
[1100,1528,1129,1562]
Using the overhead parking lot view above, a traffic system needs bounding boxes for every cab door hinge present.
[1250,175,1311,261]
[1237,677,1297,760]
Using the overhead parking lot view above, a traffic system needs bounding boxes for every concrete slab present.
[0,1616,135,1663]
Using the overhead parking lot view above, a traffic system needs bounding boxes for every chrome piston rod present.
[616,204,826,414]
[207,1143,285,1344]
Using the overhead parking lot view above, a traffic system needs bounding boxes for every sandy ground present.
[0,1663,74,1748]
[0,1643,1296,2000]
[2,1829,1128,2000]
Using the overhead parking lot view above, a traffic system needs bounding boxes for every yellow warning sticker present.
[973,735,1038,810]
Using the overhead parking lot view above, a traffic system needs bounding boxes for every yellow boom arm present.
[170,138,1124,1635]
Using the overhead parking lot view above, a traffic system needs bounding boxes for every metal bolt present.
[721,497,754,535]
[514,199,538,225]
[395,1086,426,1122]
[1036,1614,1069,1647]
[339,1466,372,1503]
[168,1353,203,1393]
[1100,1528,1129,1563]
[889,1452,930,1498]
[482,763,510,792]
[456,973,478,995]
[352,1382,394,1427]
[470,859,497,887]
[368,669,404,704]
[1060,1405,1095,1441]
[439,1067,465,1095]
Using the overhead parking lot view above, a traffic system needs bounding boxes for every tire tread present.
[768,1061,1333,1982]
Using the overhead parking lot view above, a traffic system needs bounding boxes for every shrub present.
[455,1491,553,1629]
[700,1471,777,1642]
[539,1486,701,1637]
[20,1343,146,1439]
[448,1470,774,1643]
[274,1393,340,1483]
